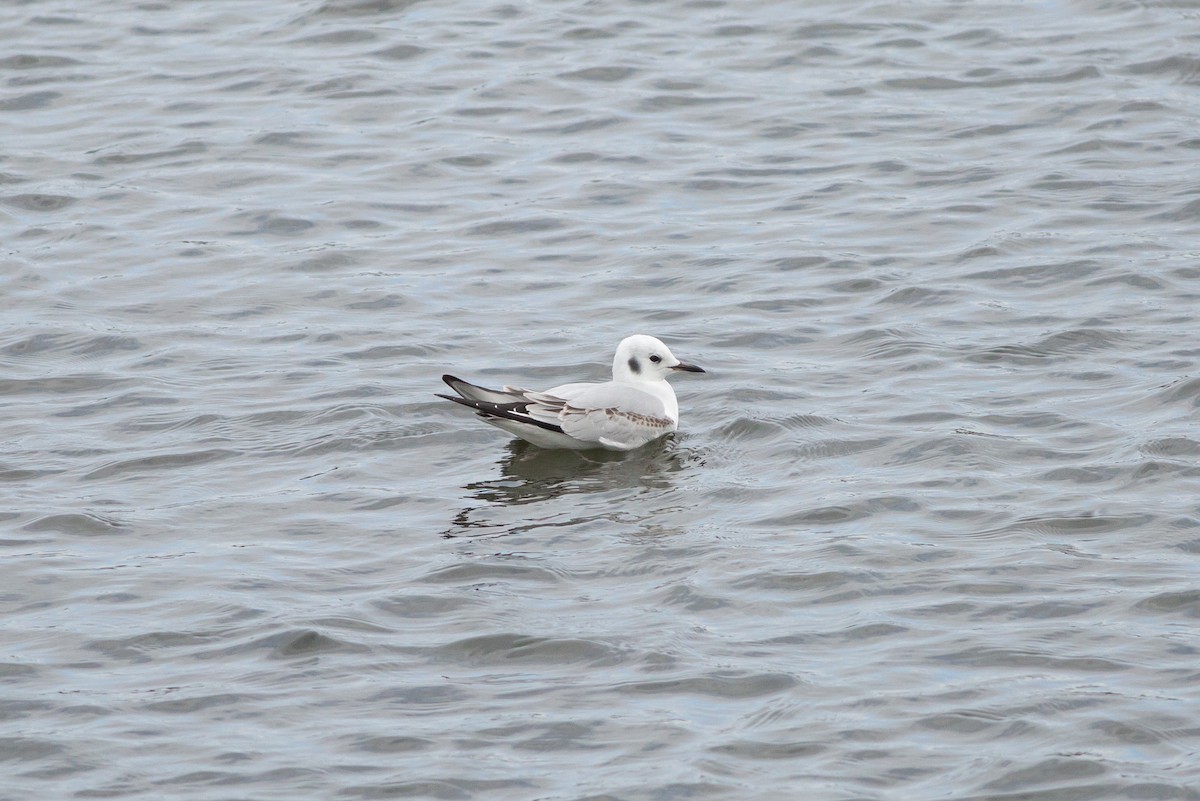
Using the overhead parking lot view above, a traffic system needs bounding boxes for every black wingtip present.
[435,392,565,435]
[436,392,478,410]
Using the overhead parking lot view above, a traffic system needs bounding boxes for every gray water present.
[4,0,1200,798]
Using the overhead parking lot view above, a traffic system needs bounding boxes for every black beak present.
[671,361,705,373]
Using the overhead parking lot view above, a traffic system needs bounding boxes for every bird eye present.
[649,354,662,363]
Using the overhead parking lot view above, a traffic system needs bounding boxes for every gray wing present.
[440,376,674,450]
[524,383,675,451]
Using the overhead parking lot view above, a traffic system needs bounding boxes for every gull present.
[437,335,705,451]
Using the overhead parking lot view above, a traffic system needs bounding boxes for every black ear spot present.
[627,357,641,374]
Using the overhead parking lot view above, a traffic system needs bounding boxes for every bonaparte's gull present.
[437,335,705,451]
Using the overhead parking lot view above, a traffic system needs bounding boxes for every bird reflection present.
[443,436,701,538]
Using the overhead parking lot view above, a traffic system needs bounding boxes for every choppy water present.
[4,0,1200,798]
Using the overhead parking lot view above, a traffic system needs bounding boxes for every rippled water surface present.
[4,0,1200,798]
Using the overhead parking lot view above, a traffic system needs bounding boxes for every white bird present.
[437,335,705,451]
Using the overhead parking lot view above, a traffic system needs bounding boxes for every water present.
[3,0,1200,798]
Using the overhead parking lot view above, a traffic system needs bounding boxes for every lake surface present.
[3,0,1200,799]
